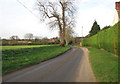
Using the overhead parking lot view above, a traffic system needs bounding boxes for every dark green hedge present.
[82,22,119,55]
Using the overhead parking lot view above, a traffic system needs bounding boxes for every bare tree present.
[36,0,76,46]
[65,17,75,45]
[34,36,41,41]
[10,35,19,40]
[24,33,33,40]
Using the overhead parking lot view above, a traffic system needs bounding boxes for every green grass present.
[88,47,119,82]
[2,45,70,75]
[2,45,51,50]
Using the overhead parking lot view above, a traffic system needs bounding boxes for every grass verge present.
[2,45,70,75]
[88,47,119,82]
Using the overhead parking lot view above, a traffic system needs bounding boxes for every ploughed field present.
[2,45,70,75]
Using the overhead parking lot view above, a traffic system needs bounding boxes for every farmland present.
[2,45,70,75]
[2,45,51,50]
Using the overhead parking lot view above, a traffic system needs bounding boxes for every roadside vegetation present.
[82,22,119,56]
[88,47,118,82]
[2,45,70,75]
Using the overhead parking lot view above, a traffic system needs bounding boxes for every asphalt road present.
[3,47,96,82]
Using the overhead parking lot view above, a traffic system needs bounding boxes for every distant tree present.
[24,33,33,40]
[101,25,111,31]
[52,37,59,40]
[65,27,75,45]
[89,20,100,36]
[42,37,49,41]
[34,36,41,41]
[10,35,19,40]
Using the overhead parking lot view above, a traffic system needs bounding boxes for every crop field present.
[2,45,51,50]
[2,45,70,75]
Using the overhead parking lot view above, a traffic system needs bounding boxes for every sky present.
[0,0,119,39]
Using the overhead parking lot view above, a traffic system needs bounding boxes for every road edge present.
[76,47,97,82]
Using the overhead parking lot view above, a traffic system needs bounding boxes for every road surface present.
[3,47,96,82]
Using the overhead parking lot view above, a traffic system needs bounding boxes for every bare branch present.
[36,0,76,45]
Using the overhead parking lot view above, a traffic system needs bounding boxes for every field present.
[2,45,70,75]
[2,45,51,50]
[88,47,118,82]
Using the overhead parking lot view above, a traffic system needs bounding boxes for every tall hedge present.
[82,22,120,56]
[118,21,120,56]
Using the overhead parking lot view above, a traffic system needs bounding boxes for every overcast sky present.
[0,0,119,39]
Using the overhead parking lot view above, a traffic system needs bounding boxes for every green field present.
[88,47,119,82]
[2,45,51,50]
[2,45,70,75]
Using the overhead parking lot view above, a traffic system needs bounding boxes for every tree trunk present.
[66,39,68,45]
[59,31,64,44]
[62,6,65,46]
[57,16,64,46]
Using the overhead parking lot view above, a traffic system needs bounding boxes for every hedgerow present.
[82,21,120,55]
